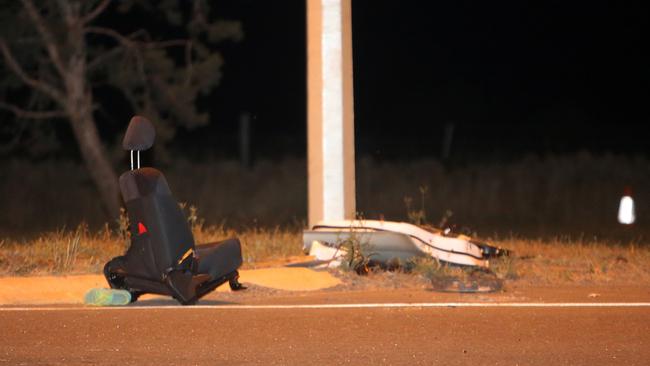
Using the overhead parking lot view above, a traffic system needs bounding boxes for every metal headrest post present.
[124,116,154,170]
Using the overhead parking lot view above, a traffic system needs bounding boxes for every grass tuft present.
[490,254,519,280]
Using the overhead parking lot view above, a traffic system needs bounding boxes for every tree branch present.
[20,0,67,77]
[147,39,190,48]
[0,38,65,104]
[85,26,136,46]
[86,26,190,50]
[54,0,74,25]
[85,29,148,71]
[87,46,124,71]
[85,26,147,83]
[81,0,110,24]
[0,101,66,119]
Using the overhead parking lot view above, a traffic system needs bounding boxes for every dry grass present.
[3,153,647,287]
[192,224,303,267]
[0,224,126,276]
[1,224,649,288]
[0,223,303,276]
[492,236,650,286]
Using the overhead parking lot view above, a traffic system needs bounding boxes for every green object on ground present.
[84,288,131,306]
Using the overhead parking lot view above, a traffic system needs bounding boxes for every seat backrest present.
[119,168,195,277]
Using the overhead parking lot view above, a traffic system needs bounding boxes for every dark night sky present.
[8,1,648,161]
[350,1,649,160]
[182,0,649,162]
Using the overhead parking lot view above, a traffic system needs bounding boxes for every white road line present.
[1,302,650,311]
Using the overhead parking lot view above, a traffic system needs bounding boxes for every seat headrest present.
[123,116,155,151]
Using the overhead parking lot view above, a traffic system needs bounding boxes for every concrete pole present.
[307,0,356,227]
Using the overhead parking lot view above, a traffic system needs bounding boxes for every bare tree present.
[0,0,241,220]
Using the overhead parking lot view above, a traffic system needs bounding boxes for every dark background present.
[180,0,649,162]
[4,0,648,162]
[1,0,649,236]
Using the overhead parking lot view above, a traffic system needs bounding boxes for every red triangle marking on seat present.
[138,222,148,235]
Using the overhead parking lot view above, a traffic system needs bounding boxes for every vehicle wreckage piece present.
[303,220,504,268]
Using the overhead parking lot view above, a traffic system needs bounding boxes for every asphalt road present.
[1,289,649,365]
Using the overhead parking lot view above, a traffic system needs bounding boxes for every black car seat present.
[104,116,244,305]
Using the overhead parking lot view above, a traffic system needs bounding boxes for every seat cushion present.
[195,238,243,280]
